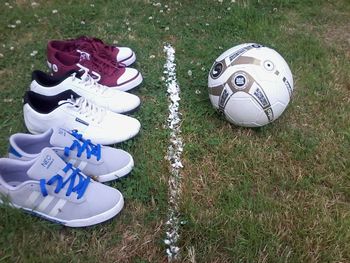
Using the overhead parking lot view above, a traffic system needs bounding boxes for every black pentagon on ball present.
[210,62,223,79]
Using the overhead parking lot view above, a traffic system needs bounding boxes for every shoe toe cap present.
[117,68,140,86]
[104,114,141,144]
[116,47,134,63]
[111,93,140,113]
[103,148,133,173]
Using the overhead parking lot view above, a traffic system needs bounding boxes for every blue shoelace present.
[40,163,90,199]
[63,130,101,161]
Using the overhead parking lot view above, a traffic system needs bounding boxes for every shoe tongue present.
[73,70,85,79]
[27,148,67,180]
[49,127,76,148]
[76,49,91,61]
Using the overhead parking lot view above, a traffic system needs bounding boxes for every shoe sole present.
[121,101,141,115]
[0,194,124,227]
[95,154,134,183]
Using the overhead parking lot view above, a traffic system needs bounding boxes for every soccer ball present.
[208,43,293,127]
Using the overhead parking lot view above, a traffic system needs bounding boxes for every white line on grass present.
[163,44,183,261]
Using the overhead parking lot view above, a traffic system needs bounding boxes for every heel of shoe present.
[47,60,58,75]
[47,60,53,73]
[23,109,42,135]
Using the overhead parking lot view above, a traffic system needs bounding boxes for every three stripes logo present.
[25,158,89,218]
[26,191,67,217]
[68,158,88,170]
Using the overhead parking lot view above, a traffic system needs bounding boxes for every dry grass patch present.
[105,202,165,262]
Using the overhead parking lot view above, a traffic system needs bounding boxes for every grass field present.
[0,0,349,262]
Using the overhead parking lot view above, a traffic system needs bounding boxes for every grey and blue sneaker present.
[0,148,124,227]
[9,128,134,182]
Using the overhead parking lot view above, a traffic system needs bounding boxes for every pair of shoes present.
[23,88,141,145]
[9,128,133,182]
[47,36,142,91]
[30,70,141,114]
[0,128,132,227]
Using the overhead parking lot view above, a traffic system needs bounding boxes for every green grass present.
[0,0,349,262]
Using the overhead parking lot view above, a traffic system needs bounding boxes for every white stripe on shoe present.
[37,195,55,211]
[67,158,87,171]
[68,158,77,165]
[25,191,41,207]
[49,199,67,217]
[77,161,87,170]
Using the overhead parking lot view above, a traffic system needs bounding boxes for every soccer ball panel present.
[224,92,268,127]
[214,43,258,62]
[209,93,220,110]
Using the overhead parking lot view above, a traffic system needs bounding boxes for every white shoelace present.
[71,70,108,95]
[59,96,106,124]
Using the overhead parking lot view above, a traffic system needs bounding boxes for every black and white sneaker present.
[23,90,141,145]
[30,70,140,114]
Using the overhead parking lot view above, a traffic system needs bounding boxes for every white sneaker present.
[0,148,124,227]
[23,91,141,145]
[9,128,134,182]
[30,70,140,114]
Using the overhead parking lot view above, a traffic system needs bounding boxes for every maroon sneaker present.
[48,37,136,66]
[47,50,142,92]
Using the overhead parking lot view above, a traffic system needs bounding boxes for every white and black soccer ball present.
[208,43,293,127]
